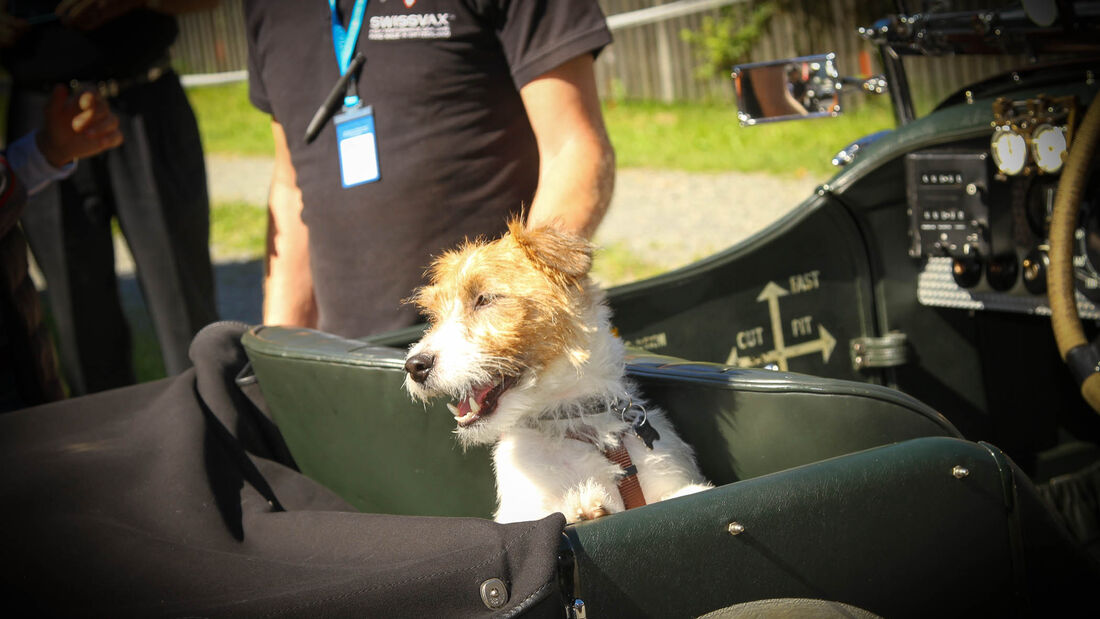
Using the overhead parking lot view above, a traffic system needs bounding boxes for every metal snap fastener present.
[480,577,509,610]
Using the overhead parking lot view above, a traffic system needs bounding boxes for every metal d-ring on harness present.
[601,398,662,511]
[616,398,661,449]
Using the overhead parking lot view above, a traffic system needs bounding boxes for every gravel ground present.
[204,154,275,207]
[598,168,822,268]
[110,154,826,328]
[198,155,825,267]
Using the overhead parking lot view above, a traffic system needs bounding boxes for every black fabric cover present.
[0,322,565,617]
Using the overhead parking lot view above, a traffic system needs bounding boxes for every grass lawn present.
[604,97,895,178]
[186,82,274,157]
[209,199,267,258]
[187,81,896,178]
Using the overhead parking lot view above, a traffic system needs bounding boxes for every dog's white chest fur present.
[491,407,712,523]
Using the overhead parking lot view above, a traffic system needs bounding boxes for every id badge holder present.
[334,104,380,187]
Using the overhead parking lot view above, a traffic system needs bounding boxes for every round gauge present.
[1023,0,1059,26]
[991,128,1028,175]
[1031,124,1067,174]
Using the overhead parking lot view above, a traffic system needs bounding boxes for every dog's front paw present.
[575,504,608,521]
[563,480,618,523]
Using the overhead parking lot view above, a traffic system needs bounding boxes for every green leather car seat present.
[241,326,959,517]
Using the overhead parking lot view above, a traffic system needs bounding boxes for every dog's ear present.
[508,217,593,280]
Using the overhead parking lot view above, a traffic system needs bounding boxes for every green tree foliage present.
[680,0,886,81]
[681,1,779,81]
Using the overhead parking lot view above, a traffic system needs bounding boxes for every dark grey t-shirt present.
[245,0,611,338]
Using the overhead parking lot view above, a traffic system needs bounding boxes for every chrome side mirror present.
[731,53,841,126]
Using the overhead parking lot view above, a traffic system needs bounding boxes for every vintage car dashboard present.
[906,93,1100,318]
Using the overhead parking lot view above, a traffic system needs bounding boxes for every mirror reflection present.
[732,54,841,126]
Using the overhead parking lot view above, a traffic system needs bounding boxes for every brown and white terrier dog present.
[403,219,712,523]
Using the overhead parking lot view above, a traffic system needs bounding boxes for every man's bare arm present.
[520,53,615,238]
[264,120,318,328]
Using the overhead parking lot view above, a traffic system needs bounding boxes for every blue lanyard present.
[329,0,368,107]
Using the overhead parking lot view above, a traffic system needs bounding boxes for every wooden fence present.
[170,0,249,76]
[170,0,1022,110]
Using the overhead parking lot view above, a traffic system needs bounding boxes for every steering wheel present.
[1049,93,1100,412]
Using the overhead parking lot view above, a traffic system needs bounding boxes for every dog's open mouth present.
[447,376,518,428]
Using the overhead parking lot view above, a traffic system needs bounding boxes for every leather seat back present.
[624,351,959,485]
[242,327,959,517]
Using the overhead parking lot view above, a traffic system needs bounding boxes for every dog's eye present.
[474,293,496,310]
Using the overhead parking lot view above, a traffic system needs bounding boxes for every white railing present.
[606,0,743,30]
[180,70,248,88]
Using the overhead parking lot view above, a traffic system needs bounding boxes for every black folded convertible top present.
[0,322,564,618]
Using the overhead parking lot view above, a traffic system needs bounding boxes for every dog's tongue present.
[456,382,497,417]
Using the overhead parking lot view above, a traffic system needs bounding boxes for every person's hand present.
[37,85,125,168]
[0,9,29,47]
[55,0,147,31]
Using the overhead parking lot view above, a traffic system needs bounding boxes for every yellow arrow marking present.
[755,281,789,371]
[726,282,836,369]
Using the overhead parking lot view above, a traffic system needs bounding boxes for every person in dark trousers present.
[246,0,617,339]
[1,84,123,411]
[1,0,220,395]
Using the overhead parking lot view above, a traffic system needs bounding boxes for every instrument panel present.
[907,94,1099,318]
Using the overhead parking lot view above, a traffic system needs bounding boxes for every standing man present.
[245,0,616,338]
[1,0,221,395]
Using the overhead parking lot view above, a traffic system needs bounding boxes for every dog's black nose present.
[405,353,435,383]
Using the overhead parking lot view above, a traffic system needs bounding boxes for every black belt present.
[16,59,172,99]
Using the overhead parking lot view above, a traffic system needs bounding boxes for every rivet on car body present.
[952,465,970,479]
[728,521,746,536]
[480,578,508,609]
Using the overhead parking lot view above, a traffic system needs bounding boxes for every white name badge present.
[334,104,381,187]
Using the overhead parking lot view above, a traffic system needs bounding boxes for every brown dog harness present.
[563,397,660,511]
[602,441,647,510]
